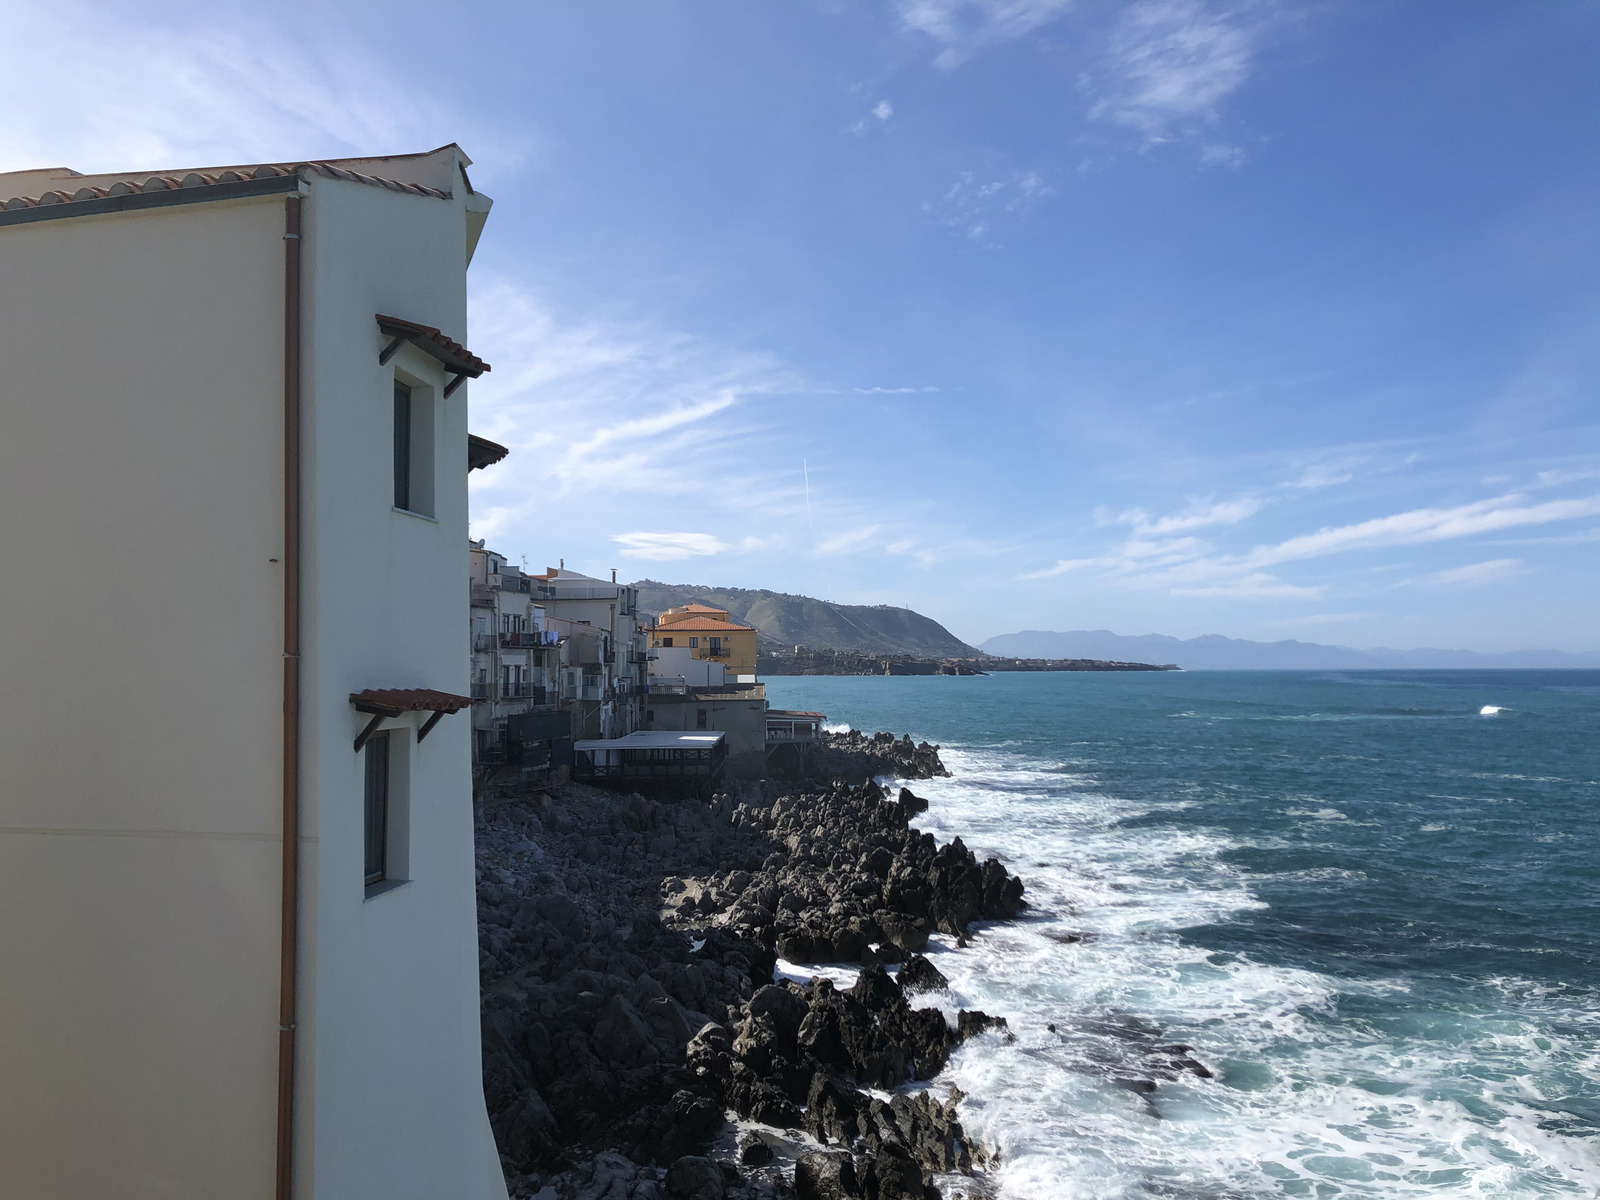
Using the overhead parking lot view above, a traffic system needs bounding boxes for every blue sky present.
[7,0,1597,651]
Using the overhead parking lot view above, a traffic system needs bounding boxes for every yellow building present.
[650,604,759,677]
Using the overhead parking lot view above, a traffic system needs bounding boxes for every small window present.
[696,708,708,730]
[392,384,412,510]
[392,379,435,516]
[661,637,673,648]
[364,732,390,885]
[689,637,699,648]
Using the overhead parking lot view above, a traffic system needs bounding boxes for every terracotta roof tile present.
[468,433,509,471]
[1,160,450,218]
[378,314,489,378]
[652,618,756,632]
[349,687,473,715]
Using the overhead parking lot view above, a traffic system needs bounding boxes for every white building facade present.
[0,147,508,1199]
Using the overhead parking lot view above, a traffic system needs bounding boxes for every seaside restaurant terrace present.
[573,730,727,794]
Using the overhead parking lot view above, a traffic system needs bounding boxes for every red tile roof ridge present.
[652,618,757,632]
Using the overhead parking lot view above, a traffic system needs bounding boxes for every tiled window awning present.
[467,433,509,471]
[349,687,473,751]
[375,314,490,397]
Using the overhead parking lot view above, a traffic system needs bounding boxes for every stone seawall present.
[475,734,1023,1199]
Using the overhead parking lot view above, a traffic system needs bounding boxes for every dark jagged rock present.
[795,1150,858,1200]
[956,1010,1012,1042]
[475,733,1026,1198]
[665,1154,726,1200]
[895,956,948,994]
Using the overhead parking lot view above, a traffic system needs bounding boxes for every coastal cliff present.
[475,733,1024,1198]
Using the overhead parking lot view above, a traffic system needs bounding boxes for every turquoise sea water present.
[764,671,1600,1199]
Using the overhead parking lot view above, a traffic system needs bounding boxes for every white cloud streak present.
[611,532,731,560]
[1019,491,1600,599]
[1407,559,1529,588]
[1239,494,1600,570]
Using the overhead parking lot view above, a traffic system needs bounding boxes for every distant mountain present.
[978,630,1600,670]
[631,581,979,657]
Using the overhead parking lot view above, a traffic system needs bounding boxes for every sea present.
[763,670,1600,1199]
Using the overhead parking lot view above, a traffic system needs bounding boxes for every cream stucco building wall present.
[0,147,507,1200]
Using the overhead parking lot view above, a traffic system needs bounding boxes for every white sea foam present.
[876,744,1600,1199]
[1480,706,1504,715]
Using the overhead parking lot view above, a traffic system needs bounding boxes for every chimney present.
[611,568,617,583]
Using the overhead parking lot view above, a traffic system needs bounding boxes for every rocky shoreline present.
[476,732,1025,1199]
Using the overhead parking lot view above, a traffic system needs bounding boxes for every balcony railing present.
[471,682,490,700]
[699,645,730,658]
[500,630,559,649]
[473,633,496,652]
[500,682,546,701]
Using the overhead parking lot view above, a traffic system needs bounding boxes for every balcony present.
[471,682,490,700]
[699,645,730,659]
[501,682,546,702]
[473,633,496,652]
[500,630,559,649]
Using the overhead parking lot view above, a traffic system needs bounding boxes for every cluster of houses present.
[465,544,824,789]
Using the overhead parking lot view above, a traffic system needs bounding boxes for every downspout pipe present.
[276,193,304,1200]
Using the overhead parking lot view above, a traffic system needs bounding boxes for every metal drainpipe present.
[275,193,304,1200]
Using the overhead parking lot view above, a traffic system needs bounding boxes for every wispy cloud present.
[1103,495,1264,535]
[1082,0,1266,158]
[1407,559,1529,588]
[928,168,1050,244]
[1018,491,1600,598]
[465,277,804,546]
[1240,494,1600,570]
[816,525,884,556]
[0,7,517,176]
[848,98,897,136]
[1018,557,1100,580]
[1172,573,1324,599]
[854,385,941,394]
[898,0,1074,68]
[611,532,732,560]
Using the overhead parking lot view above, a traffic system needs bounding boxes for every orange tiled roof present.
[654,618,755,632]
